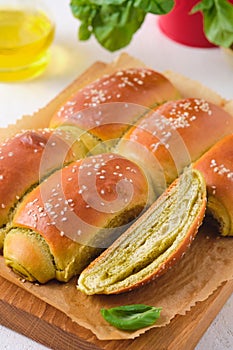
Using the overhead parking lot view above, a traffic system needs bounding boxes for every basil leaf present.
[101,304,162,331]
[70,0,174,51]
[79,23,92,40]
[93,2,146,51]
[134,0,174,15]
[191,0,233,48]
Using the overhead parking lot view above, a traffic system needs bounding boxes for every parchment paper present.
[0,53,232,340]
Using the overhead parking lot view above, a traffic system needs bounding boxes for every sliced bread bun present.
[0,128,80,251]
[49,68,180,145]
[116,98,233,196]
[3,153,149,283]
[77,168,206,295]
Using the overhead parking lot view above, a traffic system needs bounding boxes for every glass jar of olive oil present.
[0,0,55,81]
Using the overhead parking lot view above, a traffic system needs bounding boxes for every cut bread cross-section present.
[77,168,206,295]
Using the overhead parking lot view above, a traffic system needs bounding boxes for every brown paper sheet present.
[0,53,232,340]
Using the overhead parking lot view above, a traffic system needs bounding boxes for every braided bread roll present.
[1,66,232,288]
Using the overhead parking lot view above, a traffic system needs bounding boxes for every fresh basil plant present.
[70,0,233,51]
[70,0,174,51]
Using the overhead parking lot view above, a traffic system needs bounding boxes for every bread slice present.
[77,168,206,295]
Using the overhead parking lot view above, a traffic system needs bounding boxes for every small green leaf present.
[191,0,233,48]
[79,23,92,40]
[101,304,162,331]
[190,0,213,13]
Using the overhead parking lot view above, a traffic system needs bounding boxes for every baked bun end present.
[195,134,233,236]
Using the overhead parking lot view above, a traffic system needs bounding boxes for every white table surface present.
[0,1,232,349]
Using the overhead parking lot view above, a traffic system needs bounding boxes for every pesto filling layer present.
[78,169,205,294]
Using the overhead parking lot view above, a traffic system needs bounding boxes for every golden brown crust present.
[49,68,180,141]
[194,134,233,236]
[117,98,233,191]
[0,129,76,227]
[7,153,149,282]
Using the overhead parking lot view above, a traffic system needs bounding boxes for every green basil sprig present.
[70,0,233,50]
[101,304,162,331]
[191,0,233,48]
[70,0,174,52]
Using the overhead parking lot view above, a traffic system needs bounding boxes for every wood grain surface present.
[0,275,232,350]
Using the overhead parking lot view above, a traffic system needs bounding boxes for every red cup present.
[158,0,214,48]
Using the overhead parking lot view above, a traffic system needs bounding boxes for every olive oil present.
[0,9,54,81]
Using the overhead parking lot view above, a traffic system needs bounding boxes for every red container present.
[158,0,214,48]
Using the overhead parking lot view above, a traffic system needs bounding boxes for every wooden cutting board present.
[0,276,232,350]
